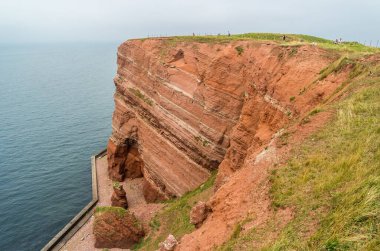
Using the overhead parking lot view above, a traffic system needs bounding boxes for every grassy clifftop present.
[137,33,380,54]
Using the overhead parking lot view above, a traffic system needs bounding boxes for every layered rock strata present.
[93,207,144,249]
[111,184,128,209]
[108,38,347,201]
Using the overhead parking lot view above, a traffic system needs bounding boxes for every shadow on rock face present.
[107,137,143,182]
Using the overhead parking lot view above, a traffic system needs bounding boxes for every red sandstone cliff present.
[107,38,348,205]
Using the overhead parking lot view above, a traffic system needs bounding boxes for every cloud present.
[0,0,379,43]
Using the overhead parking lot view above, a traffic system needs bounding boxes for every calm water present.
[0,43,117,250]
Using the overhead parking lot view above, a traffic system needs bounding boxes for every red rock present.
[190,201,212,228]
[107,136,143,181]
[125,145,143,178]
[143,177,167,203]
[106,38,351,250]
[108,38,349,201]
[93,206,144,249]
[111,184,128,209]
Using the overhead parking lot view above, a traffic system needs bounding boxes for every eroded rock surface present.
[190,201,212,228]
[111,184,128,208]
[93,207,144,249]
[108,38,349,204]
[108,136,143,181]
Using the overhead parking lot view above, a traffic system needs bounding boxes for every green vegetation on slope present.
[95,206,128,217]
[130,34,380,250]
[129,87,154,106]
[134,171,217,250]
[217,61,380,250]
[269,84,380,250]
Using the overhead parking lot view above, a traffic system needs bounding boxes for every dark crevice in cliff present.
[108,136,143,182]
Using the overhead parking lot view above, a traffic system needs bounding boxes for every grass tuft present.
[95,206,127,218]
[318,56,355,81]
[128,87,154,106]
[235,46,244,56]
[113,181,121,190]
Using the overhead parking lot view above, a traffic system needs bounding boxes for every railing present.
[41,149,107,251]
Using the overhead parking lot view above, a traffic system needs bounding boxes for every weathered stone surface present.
[143,177,167,203]
[190,201,211,228]
[93,207,144,249]
[107,139,127,181]
[125,145,143,178]
[158,234,178,251]
[107,38,347,201]
[108,135,143,181]
[111,184,128,209]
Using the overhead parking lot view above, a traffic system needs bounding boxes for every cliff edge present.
[106,35,380,250]
[108,37,346,200]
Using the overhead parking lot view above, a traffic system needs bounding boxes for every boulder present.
[190,201,212,228]
[159,234,178,251]
[93,206,144,249]
[143,178,167,203]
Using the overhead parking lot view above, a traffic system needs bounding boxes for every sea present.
[0,43,118,250]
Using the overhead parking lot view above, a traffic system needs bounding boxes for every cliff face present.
[107,38,348,202]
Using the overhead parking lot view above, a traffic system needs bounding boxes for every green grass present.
[95,206,127,218]
[235,45,244,55]
[194,135,210,147]
[113,181,121,190]
[317,56,355,81]
[135,33,380,54]
[128,87,154,106]
[129,33,380,250]
[268,82,380,250]
[309,107,323,116]
[215,61,380,250]
[289,47,298,57]
[134,171,217,250]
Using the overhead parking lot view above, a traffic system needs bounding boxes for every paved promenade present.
[61,154,162,251]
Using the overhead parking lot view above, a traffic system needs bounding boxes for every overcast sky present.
[1,0,379,44]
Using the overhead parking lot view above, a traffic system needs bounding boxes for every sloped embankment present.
[106,36,379,250]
